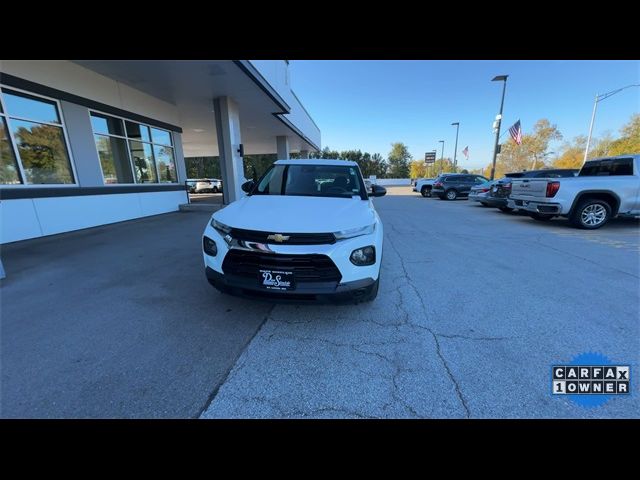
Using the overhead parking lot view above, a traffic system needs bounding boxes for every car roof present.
[274,159,359,167]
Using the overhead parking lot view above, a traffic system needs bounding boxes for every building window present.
[0,87,75,185]
[95,134,133,184]
[89,111,177,185]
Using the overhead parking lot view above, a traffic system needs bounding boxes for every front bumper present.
[512,199,562,214]
[205,267,376,303]
[202,216,384,303]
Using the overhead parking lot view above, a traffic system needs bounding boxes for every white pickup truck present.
[413,178,437,197]
[510,154,640,229]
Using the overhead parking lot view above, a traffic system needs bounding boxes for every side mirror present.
[369,184,386,197]
[241,180,255,193]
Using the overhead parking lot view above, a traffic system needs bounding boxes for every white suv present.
[202,159,386,303]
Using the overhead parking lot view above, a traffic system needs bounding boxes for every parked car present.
[414,178,436,197]
[202,159,386,303]
[431,174,490,200]
[194,178,223,193]
[364,179,373,191]
[468,180,496,206]
[185,179,198,193]
[486,169,578,213]
[510,155,640,229]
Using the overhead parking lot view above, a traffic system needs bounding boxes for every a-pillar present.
[213,96,245,204]
[276,136,290,160]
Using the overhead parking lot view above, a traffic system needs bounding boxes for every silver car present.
[468,180,495,206]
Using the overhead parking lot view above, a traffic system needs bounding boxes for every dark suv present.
[485,169,578,212]
[431,174,490,200]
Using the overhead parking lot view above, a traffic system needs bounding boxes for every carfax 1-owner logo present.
[552,352,631,408]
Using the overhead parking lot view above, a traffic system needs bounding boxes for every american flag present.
[509,120,522,145]
[462,146,469,159]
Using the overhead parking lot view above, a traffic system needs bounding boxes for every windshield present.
[252,164,367,199]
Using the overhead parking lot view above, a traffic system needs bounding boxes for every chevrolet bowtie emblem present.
[267,233,290,243]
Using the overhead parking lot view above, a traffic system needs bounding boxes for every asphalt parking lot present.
[1,187,638,418]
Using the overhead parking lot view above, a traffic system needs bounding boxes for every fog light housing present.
[350,246,375,266]
[203,236,217,256]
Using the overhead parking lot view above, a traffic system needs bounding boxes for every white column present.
[213,96,244,204]
[276,136,290,160]
[299,149,309,159]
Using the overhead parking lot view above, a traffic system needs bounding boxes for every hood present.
[213,195,376,232]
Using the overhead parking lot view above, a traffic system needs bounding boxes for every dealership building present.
[0,60,321,245]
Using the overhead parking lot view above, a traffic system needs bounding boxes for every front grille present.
[222,250,342,283]
[229,228,336,245]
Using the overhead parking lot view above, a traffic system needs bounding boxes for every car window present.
[255,164,365,198]
[579,158,633,176]
[474,176,487,183]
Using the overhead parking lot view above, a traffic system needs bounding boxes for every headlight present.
[334,223,375,240]
[350,246,376,266]
[211,218,231,234]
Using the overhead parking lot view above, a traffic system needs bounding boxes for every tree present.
[409,160,428,179]
[609,114,640,156]
[553,136,587,169]
[310,146,340,159]
[387,142,411,178]
[552,114,640,169]
[437,157,455,174]
[12,123,73,183]
[369,153,388,178]
[484,118,562,177]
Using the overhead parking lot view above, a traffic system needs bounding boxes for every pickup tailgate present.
[510,178,549,199]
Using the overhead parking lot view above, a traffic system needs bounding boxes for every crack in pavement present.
[197,303,276,418]
[435,333,516,341]
[385,226,472,418]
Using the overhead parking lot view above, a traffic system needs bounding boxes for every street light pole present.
[490,75,509,181]
[451,122,460,172]
[583,94,599,164]
[438,140,445,175]
[583,84,639,163]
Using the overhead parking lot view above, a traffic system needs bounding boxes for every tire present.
[499,206,514,213]
[420,186,430,197]
[569,198,612,229]
[212,186,219,193]
[480,202,489,207]
[445,189,458,201]
[529,212,554,221]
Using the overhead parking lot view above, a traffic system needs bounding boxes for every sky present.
[289,60,639,170]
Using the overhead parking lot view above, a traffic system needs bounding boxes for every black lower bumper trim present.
[484,197,508,207]
[205,267,376,304]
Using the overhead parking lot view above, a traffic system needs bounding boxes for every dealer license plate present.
[258,269,296,291]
